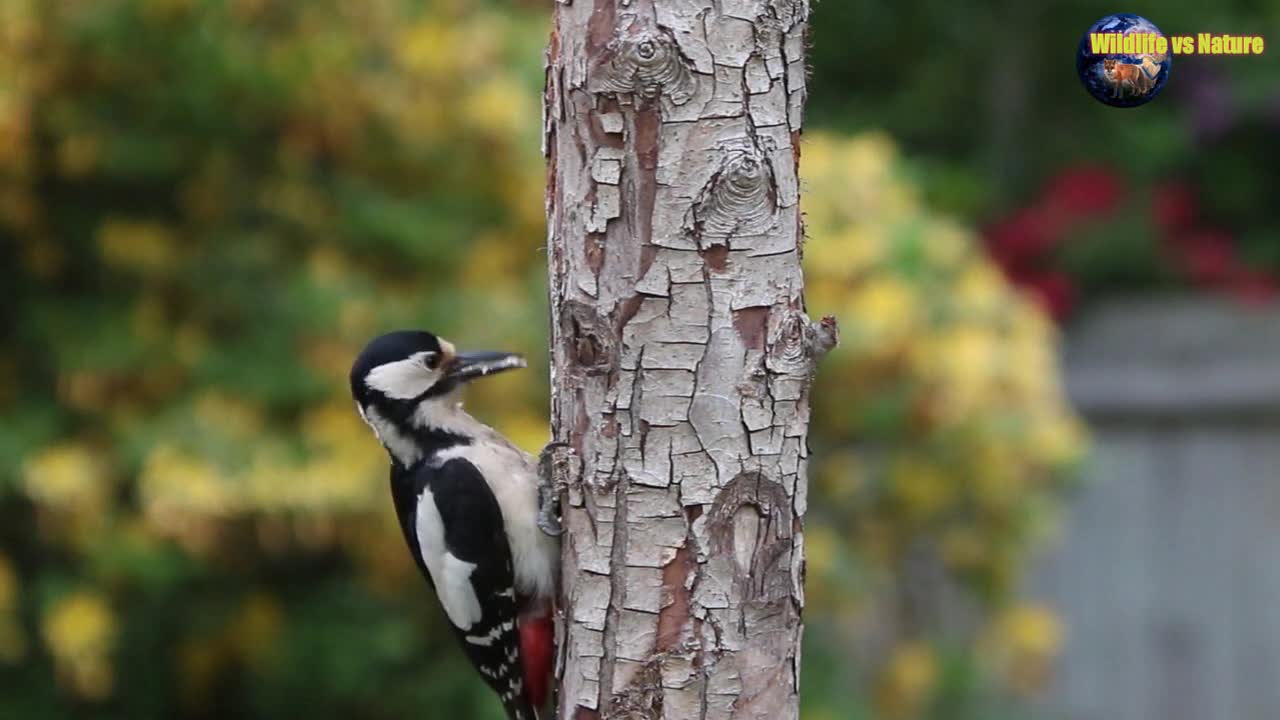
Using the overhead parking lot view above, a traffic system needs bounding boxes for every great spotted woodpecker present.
[350,330,560,720]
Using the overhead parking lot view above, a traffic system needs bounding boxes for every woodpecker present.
[349,330,560,720]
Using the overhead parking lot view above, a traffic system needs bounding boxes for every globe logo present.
[1077,14,1173,108]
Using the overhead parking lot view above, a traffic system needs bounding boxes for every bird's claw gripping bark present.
[537,442,571,537]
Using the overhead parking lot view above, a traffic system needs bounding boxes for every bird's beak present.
[444,350,527,383]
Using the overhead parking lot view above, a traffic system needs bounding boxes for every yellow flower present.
[841,131,897,182]
[805,226,887,281]
[139,444,235,522]
[890,457,953,522]
[971,444,1023,512]
[922,220,970,269]
[998,604,1063,658]
[917,322,1000,421]
[953,261,1006,317]
[96,219,178,274]
[42,591,118,699]
[1028,415,1087,469]
[463,75,533,138]
[463,233,523,286]
[986,604,1064,694]
[195,392,265,439]
[396,22,461,77]
[43,593,116,660]
[23,442,106,511]
[844,275,919,348]
[877,641,938,719]
[802,131,908,233]
[301,402,363,450]
[804,523,841,578]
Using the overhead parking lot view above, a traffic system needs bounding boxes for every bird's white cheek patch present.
[416,489,483,630]
[365,354,441,400]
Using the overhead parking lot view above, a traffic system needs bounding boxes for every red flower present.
[1021,271,1076,321]
[985,207,1061,269]
[1041,166,1121,217]
[1225,269,1279,304]
[1177,231,1237,285]
[1151,181,1197,234]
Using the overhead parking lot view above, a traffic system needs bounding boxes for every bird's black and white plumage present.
[350,331,558,720]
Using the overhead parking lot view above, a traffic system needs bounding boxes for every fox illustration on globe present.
[1102,58,1156,99]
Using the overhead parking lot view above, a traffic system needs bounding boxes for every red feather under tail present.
[519,611,554,711]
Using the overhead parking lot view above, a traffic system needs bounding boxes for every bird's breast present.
[434,442,559,602]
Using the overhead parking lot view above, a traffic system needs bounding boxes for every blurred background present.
[0,1,1275,718]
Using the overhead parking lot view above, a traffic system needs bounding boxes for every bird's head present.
[350,330,526,460]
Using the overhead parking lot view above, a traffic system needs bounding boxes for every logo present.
[1077,14,1172,108]
[1077,14,1266,108]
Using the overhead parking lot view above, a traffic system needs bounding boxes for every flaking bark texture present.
[543,2,832,718]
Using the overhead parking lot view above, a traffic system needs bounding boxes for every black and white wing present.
[407,457,534,720]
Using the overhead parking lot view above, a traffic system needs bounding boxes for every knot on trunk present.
[589,15,695,105]
[766,308,839,376]
[689,139,778,244]
[561,300,617,376]
[706,472,796,603]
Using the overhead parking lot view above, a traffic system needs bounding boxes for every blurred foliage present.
[808,1,1280,246]
[801,133,1082,720]
[0,1,1082,719]
[0,1,549,718]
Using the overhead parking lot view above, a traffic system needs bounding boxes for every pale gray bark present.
[543,2,832,718]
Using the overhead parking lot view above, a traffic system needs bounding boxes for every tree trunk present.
[543,2,832,718]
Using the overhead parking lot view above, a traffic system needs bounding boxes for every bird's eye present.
[422,352,441,370]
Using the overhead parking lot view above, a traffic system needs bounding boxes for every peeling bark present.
[544,2,829,718]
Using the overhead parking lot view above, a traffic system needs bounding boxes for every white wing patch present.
[415,487,484,630]
[365,352,441,400]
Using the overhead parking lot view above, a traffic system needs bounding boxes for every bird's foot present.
[537,442,572,537]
